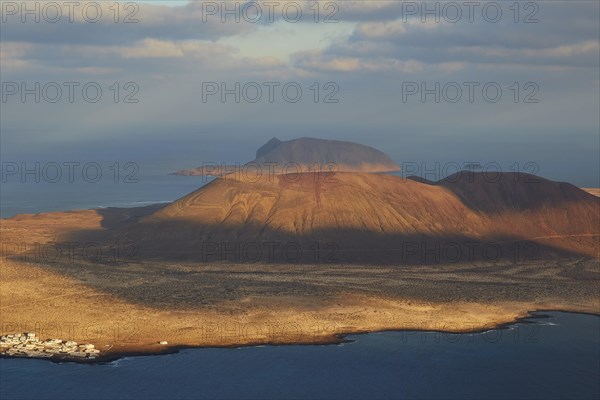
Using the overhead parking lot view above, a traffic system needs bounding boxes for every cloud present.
[0,41,33,70]
[290,1,600,74]
[1,1,598,186]
[0,0,257,46]
[293,50,424,73]
[355,20,407,39]
[524,40,600,58]
[119,38,234,59]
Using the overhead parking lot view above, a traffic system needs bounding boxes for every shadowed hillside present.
[438,171,594,213]
[583,188,600,197]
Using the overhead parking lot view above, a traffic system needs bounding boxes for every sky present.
[1,0,599,186]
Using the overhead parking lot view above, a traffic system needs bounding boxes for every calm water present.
[1,312,599,400]
[0,175,208,218]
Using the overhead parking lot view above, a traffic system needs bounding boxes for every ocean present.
[1,312,598,400]
[0,175,208,218]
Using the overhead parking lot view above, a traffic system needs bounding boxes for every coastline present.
[2,255,599,365]
[2,309,598,365]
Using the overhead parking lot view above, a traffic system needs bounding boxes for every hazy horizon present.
[1,0,599,186]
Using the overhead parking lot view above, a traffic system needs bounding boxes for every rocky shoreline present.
[3,310,599,365]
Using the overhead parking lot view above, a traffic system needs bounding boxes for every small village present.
[0,332,100,360]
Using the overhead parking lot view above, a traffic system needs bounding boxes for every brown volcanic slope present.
[438,171,593,213]
[116,172,599,263]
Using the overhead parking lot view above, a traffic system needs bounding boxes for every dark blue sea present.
[1,312,599,400]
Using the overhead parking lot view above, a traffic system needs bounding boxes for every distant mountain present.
[171,137,400,176]
[117,171,599,264]
[253,137,400,173]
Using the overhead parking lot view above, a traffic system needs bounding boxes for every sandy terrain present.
[1,255,598,361]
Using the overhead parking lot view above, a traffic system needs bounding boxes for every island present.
[1,139,598,362]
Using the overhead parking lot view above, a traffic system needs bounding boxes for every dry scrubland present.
[2,257,599,358]
[1,173,599,359]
